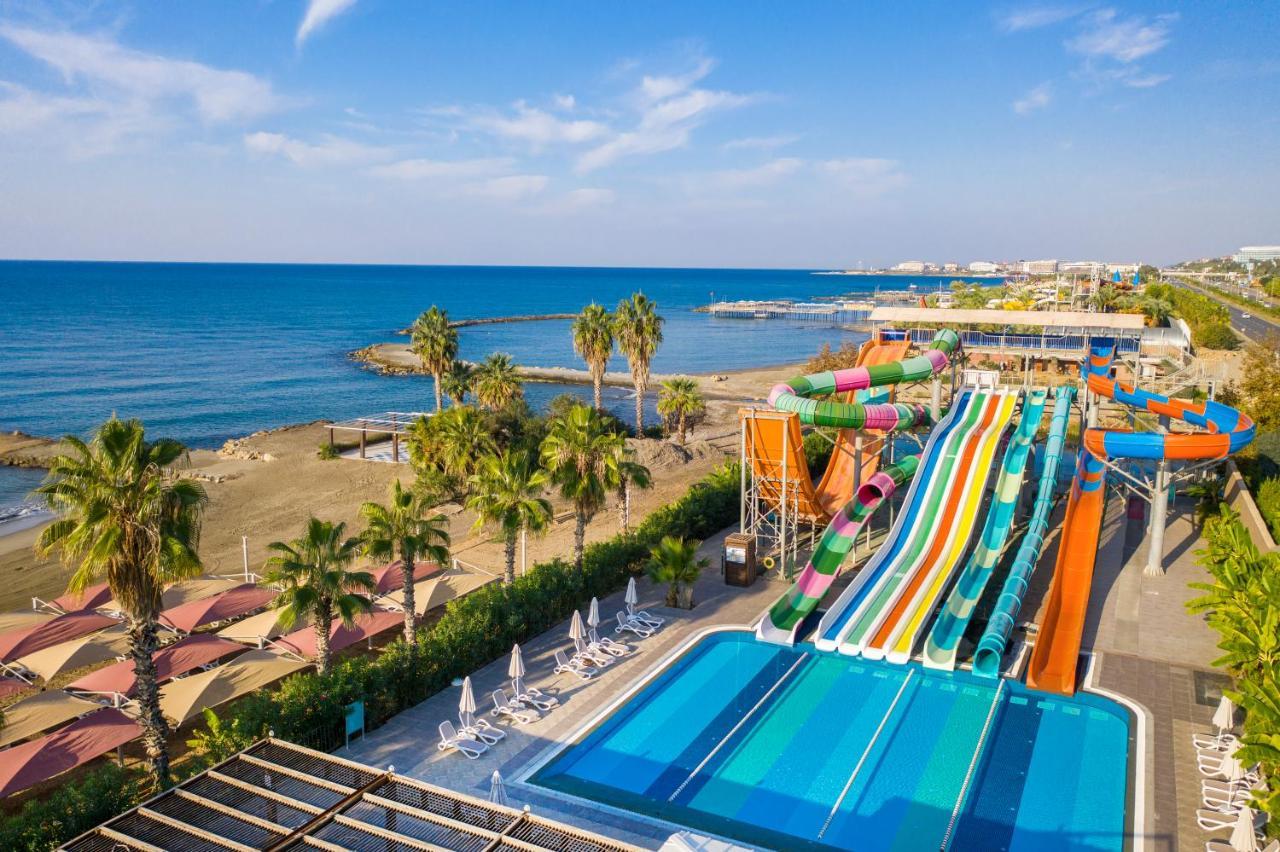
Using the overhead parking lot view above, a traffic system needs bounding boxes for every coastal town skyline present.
[1,1,1277,268]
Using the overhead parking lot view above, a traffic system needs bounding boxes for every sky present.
[0,1,1276,268]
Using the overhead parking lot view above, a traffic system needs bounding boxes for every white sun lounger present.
[490,688,539,724]
[1207,840,1279,852]
[1196,806,1264,832]
[460,710,505,745]
[438,720,487,759]
[626,603,664,629]
[512,676,558,711]
[554,649,597,679]
[588,627,632,657]
[1193,731,1239,751]
[616,611,652,637]
[574,636,614,667]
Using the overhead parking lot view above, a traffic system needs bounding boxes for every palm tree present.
[410,306,458,412]
[35,417,206,790]
[573,304,614,410]
[359,480,450,646]
[466,451,552,584]
[408,406,496,488]
[610,443,651,533]
[1140,296,1173,327]
[264,518,374,675]
[473,353,523,411]
[540,404,621,571]
[614,293,664,434]
[656,377,705,446]
[441,360,475,407]
[1091,284,1122,313]
[645,535,708,609]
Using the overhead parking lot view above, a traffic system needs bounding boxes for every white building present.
[892,261,927,273]
[1060,261,1104,275]
[968,261,999,273]
[1021,259,1059,275]
[1234,246,1280,263]
[942,262,960,272]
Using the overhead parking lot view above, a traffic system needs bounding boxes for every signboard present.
[345,700,365,746]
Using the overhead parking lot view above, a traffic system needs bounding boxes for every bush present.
[1255,478,1280,542]
[317,443,339,460]
[0,764,143,852]
[1194,322,1241,351]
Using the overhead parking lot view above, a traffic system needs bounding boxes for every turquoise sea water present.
[0,261,988,516]
[534,631,1130,852]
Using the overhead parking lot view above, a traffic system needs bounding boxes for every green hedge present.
[6,460,744,851]
[1148,282,1240,350]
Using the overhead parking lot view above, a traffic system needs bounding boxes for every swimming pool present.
[531,631,1131,851]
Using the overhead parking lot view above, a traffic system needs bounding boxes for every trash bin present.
[723,533,757,587]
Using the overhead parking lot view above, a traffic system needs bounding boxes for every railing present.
[899,328,1142,354]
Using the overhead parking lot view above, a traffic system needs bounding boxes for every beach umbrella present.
[587,597,601,629]
[459,676,477,716]
[1214,695,1237,734]
[625,577,638,609]
[1112,269,1122,283]
[569,611,586,642]
[1230,805,1258,851]
[489,770,508,808]
[508,644,525,680]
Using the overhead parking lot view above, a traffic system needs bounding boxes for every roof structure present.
[15,626,132,682]
[160,583,276,634]
[368,560,442,595]
[216,609,307,644]
[0,709,140,798]
[158,649,308,726]
[0,611,54,636]
[105,576,243,614]
[868,306,1147,330]
[46,582,114,614]
[62,738,640,852]
[328,411,428,436]
[68,634,247,700]
[376,572,495,617]
[273,610,404,659]
[0,689,102,749]
[0,611,119,664]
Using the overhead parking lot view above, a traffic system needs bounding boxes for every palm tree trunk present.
[504,530,517,585]
[678,410,687,446]
[400,557,417,647]
[128,615,169,790]
[592,364,603,410]
[622,481,631,533]
[315,604,334,675]
[666,583,678,607]
[433,372,444,412]
[574,510,586,573]
[633,378,645,435]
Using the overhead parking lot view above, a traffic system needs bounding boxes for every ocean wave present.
[0,501,51,525]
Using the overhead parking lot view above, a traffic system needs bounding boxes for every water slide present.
[922,387,1049,671]
[1026,341,1256,695]
[970,385,1075,678]
[857,390,1018,662]
[753,330,960,644]
[814,387,1018,657]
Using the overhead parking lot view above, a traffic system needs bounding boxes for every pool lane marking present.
[666,653,809,804]
[938,680,1005,852]
[817,668,916,841]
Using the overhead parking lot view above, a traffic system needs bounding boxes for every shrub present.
[0,764,143,852]
[1194,322,1240,351]
[1255,478,1280,542]
[317,443,339,460]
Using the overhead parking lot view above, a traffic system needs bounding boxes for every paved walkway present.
[339,528,786,848]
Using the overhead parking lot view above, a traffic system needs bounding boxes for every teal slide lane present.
[814,391,977,652]
[922,388,1049,671]
[972,384,1076,678]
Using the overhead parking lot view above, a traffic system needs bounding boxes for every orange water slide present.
[1024,464,1107,695]
[814,338,911,517]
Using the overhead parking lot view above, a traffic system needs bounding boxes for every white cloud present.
[722,134,800,151]
[637,57,715,104]
[562,187,615,207]
[469,102,609,147]
[820,158,906,196]
[552,94,576,111]
[0,81,112,131]
[1013,82,1053,114]
[297,0,359,47]
[1067,9,1176,63]
[0,25,284,123]
[998,5,1082,33]
[244,131,392,167]
[464,174,550,201]
[367,157,514,180]
[708,157,804,190]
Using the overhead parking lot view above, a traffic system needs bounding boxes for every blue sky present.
[0,1,1276,267]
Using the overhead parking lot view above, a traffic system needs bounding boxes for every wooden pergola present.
[327,411,427,463]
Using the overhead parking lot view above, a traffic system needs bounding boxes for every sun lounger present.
[512,676,558,711]
[1194,731,1240,752]
[1196,806,1264,832]
[490,688,538,724]
[588,627,632,657]
[574,636,614,667]
[554,649,597,679]
[1207,840,1279,852]
[459,710,505,745]
[626,603,663,629]
[615,611,652,638]
[437,720,487,759]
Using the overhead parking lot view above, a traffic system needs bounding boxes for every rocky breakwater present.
[0,431,60,469]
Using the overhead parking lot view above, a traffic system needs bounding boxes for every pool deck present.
[340,494,1232,851]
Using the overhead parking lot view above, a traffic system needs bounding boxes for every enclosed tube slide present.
[754,329,959,645]
[971,384,1074,678]
[922,387,1049,671]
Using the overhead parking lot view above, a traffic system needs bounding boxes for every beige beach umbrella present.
[15,626,131,682]
[625,577,639,611]
[459,676,477,716]
[0,690,101,749]
[508,644,525,679]
[1230,805,1259,851]
[489,769,508,807]
[569,610,586,642]
[1214,694,1237,735]
[587,597,601,629]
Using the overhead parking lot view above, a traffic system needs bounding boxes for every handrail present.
[667,654,808,803]
[817,669,917,840]
[938,680,1005,851]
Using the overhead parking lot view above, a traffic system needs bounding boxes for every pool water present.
[532,632,1130,851]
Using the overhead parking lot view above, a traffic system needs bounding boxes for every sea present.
[0,261,988,527]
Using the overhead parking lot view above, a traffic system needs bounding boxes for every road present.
[1170,278,1279,342]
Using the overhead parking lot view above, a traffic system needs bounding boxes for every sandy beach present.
[0,361,804,615]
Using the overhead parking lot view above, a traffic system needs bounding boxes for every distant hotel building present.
[892,261,927,273]
[968,260,999,273]
[1021,259,1059,275]
[1234,246,1280,263]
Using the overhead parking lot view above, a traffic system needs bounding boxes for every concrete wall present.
[1224,459,1280,554]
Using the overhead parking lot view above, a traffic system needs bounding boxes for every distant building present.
[1022,259,1058,275]
[1107,263,1140,275]
[968,261,998,273]
[1234,246,1280,263]
[942,262,959,272]
[1060,261,1103,275]
[892,261,927,273]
